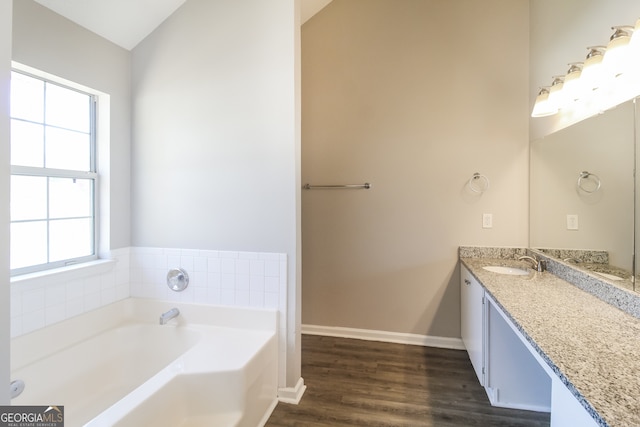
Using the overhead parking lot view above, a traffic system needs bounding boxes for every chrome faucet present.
[518,255,546,272]
[159,307,180,325]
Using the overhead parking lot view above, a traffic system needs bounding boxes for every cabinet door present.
[461,265,485,385]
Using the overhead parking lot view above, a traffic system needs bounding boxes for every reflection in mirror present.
[530,100,635,291]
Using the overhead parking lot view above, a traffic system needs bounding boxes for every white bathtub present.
[10,298,278,427]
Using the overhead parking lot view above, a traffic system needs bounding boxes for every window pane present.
[11,175,47,221]
[49,218,93,262]
[11,119,44,167]
[45,127,91,171]
[45,83,91,133]
[10,72,44,123]
[10,70,97,273]
[49,177,93,219]
[11,221,47,269]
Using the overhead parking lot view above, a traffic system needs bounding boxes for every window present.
[10,70,97,275]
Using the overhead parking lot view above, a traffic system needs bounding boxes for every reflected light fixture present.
[562,62,583,102]
[603,25,634,77]
[580,46,606,91]
[531,87,557,117]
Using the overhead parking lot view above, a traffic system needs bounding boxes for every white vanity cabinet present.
[485,295,551,412]
[488,297,597,426]
[461,265,548,410]
[460,264,600,426]
[460,265,485,385]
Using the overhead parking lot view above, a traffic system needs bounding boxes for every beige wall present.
[301,0,529,338]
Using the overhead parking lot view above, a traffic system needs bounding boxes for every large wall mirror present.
[530,99,636,292]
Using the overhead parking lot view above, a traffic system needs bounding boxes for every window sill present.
[11,259,117,286]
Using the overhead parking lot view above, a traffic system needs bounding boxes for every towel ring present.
[577,171,601,193]
[468,173,490,193]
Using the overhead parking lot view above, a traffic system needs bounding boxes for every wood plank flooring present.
[266,335,550,427]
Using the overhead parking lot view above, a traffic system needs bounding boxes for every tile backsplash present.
[10,247,130,337]
[129,247,286,311]
[10,246,287,338]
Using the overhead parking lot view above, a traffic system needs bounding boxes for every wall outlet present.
[567,214,579,230]
[482,213,493,229]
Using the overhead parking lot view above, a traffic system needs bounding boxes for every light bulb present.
[563,63,583,102]
[580,46,605,91]
[603,26,634,78]
[531,87,557,117]
[548,76,565,109]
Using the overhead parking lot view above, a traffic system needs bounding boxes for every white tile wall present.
[10,247,130,338]
[129,247,286,310]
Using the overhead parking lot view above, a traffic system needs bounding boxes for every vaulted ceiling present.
[34,0,333,51]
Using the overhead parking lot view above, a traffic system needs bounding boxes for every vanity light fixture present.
[531,87,557,117]
[532,19,640,119]
[580,46,606,91]
[602,25,634,77]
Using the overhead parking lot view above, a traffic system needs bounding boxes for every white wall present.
[131,0,301,388]
[0,0,12,406]
[530,0,640,139]
[12,0,132,251]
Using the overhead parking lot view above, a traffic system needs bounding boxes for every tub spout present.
[159,308,180,325]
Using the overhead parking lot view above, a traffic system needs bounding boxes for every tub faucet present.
[518,255,546,272]
[159,307,180,325]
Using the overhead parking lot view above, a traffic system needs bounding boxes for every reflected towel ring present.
[577,171,601,193]
[468,173,490,193]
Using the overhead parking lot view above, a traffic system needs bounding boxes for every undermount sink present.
[482,266,530,276]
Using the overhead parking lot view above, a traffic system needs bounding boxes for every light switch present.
[567,214,579,230]
[482,213,493,229]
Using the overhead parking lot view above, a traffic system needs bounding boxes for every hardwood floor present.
[266,335,550,427]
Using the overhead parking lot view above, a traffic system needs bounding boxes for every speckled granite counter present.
[460,250,640,427]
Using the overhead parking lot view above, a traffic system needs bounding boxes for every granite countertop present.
[460,255,640,427]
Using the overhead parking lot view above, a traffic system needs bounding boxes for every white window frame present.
[10,68,99,276]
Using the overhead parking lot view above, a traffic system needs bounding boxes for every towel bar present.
[303,183,371,190]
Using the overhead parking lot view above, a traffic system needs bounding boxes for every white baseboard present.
[277,377,306,404]
[487,386,551,413]
[257,398,279,427]
[302,324,465,350]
